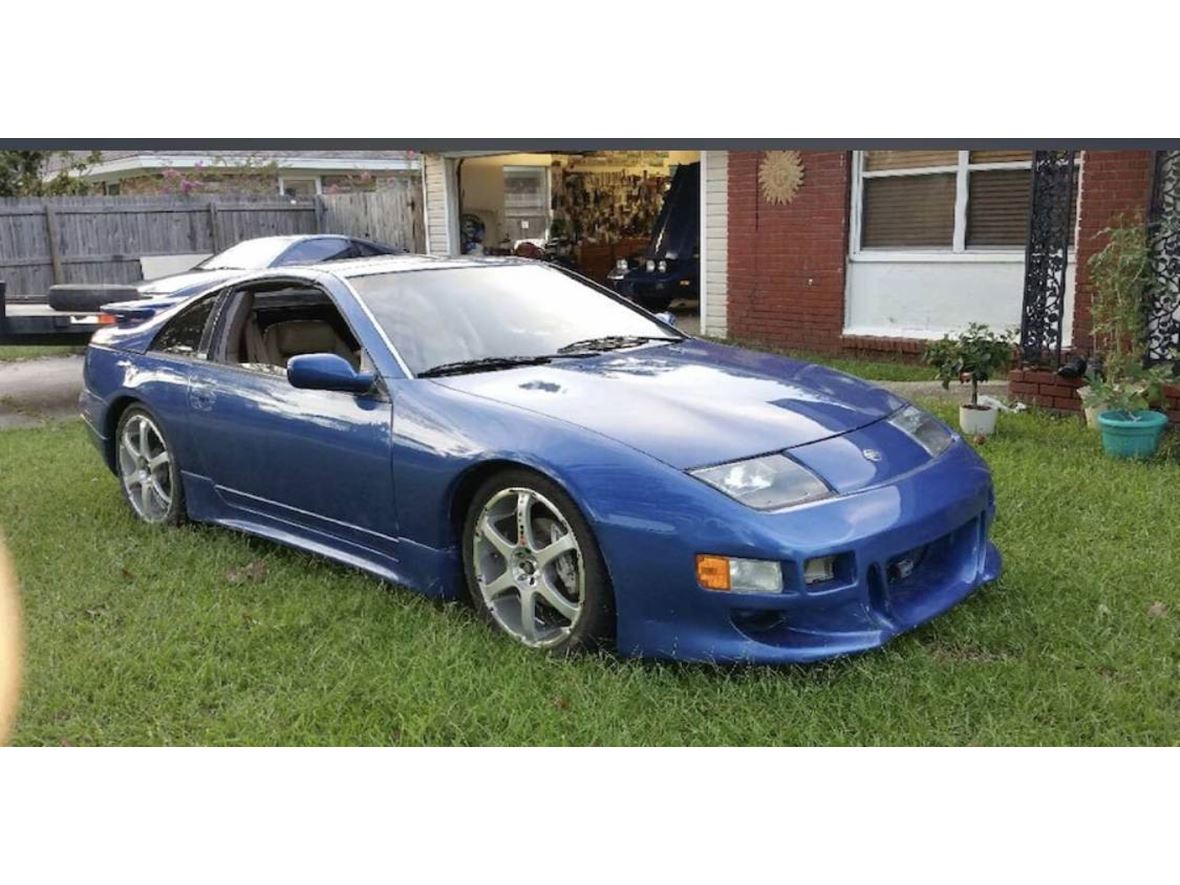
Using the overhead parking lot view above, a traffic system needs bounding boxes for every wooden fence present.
[0,180,424,296]
[320,180,424,254]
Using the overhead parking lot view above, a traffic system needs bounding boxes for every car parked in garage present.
[606,162,699,312]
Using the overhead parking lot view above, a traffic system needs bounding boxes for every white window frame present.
[849,150,1034,264]
[501,164,551,239]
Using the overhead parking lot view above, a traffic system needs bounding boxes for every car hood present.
[432,339,907,469]
[136,268,239,296]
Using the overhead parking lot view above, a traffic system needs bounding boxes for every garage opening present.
[452,151,700,334]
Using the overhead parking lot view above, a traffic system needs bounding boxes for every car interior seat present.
[261,319,358,369]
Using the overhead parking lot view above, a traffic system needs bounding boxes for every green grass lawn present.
[0,345,85,362]
[710,336,933,382]
[1,408,1177,745]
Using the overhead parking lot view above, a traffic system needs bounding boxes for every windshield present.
[348,264,681,375]
[197,238,293,270]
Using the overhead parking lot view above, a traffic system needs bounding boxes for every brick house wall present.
[1069,150,1156,350]
[725,150,975,360]
[726,151,850,354]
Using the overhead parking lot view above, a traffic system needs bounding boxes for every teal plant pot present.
[1097,410,1168,459]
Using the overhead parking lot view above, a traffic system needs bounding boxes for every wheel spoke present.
[477,513,515,558]
[148,450,170,471]
[515,491,537,550]
[138,420,152,460]
[480,570,515,601]
[120,429,139,464]
[150,478,171,506]
[518,589,538,641]
[139,479,153,513]
[536,574,579,622]
[535,532,576,568]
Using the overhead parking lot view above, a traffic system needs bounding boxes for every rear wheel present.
[462,469,613,654]
[115,406,184,525]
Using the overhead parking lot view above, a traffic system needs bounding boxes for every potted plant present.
[1093,363,1172,459]
[923,323,1014,437]
[1085,215,1173,458]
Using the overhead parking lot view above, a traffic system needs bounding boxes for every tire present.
[114,405,185,526]
[48,284,141,313]
[462,468,614,655]
[636,295,673,313]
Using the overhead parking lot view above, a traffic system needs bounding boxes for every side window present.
[211,283,362,375]
[273,237,357,266]
[354,239,397,257]
[150,294,220,358]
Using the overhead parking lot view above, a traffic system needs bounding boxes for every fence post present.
[314,195,325,233]
[208,202,221,253]
[43,203,63,285]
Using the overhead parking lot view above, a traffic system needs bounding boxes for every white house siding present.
[423,154,452,255]
[701,150,728,337]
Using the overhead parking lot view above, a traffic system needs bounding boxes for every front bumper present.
[607,269,697,299]
[601,441,1001,664]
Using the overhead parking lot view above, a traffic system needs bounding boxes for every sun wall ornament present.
[759,150,805,205]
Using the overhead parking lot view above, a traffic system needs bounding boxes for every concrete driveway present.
[0,355,85,429]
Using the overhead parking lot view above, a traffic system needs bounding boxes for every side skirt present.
[181,471,464,600]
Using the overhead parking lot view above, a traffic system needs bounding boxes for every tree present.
[0,151,101,197]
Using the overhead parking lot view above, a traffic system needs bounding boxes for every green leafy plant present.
[0,150,101,196]
[1087,214,1152,384]
[1082,214,1178,420]
[1081,362,1175,420]
[923,323,1015,408]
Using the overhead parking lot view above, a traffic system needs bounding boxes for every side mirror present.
[287,353,375,394]
[654,311,677,328]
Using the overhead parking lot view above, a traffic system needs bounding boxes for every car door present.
[184,278,398,561]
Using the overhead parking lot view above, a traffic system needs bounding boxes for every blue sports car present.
[80,255,1000,663]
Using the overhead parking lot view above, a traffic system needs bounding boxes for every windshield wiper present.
[417,355,558,378]
[556,334,681,355]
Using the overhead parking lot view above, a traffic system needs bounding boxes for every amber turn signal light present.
[695,554,731,591]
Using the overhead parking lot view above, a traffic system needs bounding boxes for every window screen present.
[858,150,1074,252]
[861,173,956,248]
[966,169,1032,247]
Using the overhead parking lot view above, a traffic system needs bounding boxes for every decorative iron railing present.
[1146,150,1180,365]
[1019,150,1076,367]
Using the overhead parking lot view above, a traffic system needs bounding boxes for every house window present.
[502,166,548,245]
[855,150,1065,253]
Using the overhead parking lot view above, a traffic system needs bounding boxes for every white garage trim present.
[701,150,728,337]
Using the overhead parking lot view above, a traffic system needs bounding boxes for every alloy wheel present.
[117,413,174,523]
[472,487,584,648]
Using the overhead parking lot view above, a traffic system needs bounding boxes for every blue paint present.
[82,257,1001,663]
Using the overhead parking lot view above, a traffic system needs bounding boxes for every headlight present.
[888,405,954,456]
[657,259,668,273]
[690,454,831,510]
[645,259,656,272]
[615,258,629,272]
[696,554,783,593]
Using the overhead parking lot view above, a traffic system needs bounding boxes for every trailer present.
[0,281,119,347]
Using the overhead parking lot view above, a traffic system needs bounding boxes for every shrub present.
[923,323,1014,407]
